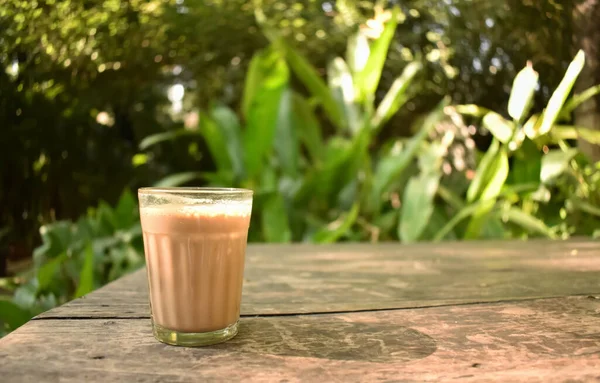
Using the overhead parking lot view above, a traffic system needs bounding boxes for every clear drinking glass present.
[138,187,253,346]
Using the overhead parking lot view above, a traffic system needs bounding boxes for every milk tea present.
[140,203,251,333]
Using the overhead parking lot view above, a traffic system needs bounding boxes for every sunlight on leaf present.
[540,149,578,184]
[399,171,440,243]
[538,50,585,136]
[508,62,538,123]
[482,112,515,144]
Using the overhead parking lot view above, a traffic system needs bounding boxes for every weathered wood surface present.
[1,240,600,382]
[39,240,600,318]
[1,297,599,382]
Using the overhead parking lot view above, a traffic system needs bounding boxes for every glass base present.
[152,321,239,347]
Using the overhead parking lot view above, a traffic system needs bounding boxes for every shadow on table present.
[216,316,437,363]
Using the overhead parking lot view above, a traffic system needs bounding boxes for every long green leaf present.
[399,171,441,243]
[139,129,196,150]
[346,30,370,74]
[551,126,600,145]
[74,243,95,298]
[480,148,509,201]
[244,47,289,179]
[261,193,291,243]
[312,203,359,244]
[508,62,538,123]
[291,93,323,164]
[278,39,344,130]
[0,300,31,330]
[500,207,556,238]
[114,189,136,230]
[242,52,263,119]
[210,105,245,179]
[466,139,499,203]
[561,84,600,117]
[355,7,399,99]
[538,50,585,136]
[153,172,204,187]
[372,61,422,131]
[328,57,360,134]
[200,111,232,172]
[465,148,509,239]
[274,89,299,177]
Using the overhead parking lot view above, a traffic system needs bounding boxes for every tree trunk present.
[573,0,600,162]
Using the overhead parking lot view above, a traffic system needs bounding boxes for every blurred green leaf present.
[131,154,148,167]
[372,61,422,131]
[421,205,457,241]
[261,193,291,243]
[114,189,136,230]
[346,30,370,74]
[374,210,398,236]
[540,148,578,184]
[0,300,30,330]
[465,148,509,239]
[569,198,600,217]
[74,243,94,298]
[436,184,465,210]
[313,203,359,244]
[355,7,399,100]
[561,84,600,117]
[500,207,556,238]
[37,252,67,291]
[278,39,344,130]
[399,171,440,243]
[509,138,542,186]
[211,105,245,179]
[36,222,72,261]
[274,89,300,177]
[480,148,509,201]
[433,201,492,241]
[327,57,360,134]
[291,93,323,164]
[371,98,448,210]
[538,50,585,136]
[551,126,600,145]
[97,201,118,233]
[482,112,515,144]
[139,129,197,150]
[244,47,289,179]
[13,282,37,309]
[508,63,538,123]
[297,137,353,204]
[200,111,233,172]
[467,139,499,203]
[461,199,496,240]
[453,104,491,117]
[242,52,263,119]
[153,172,204,187]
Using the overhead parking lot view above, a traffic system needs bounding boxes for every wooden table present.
[1,240,600,382]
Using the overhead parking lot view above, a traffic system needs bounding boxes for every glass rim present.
[138,187,253,196]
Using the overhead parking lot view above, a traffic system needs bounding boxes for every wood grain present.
[2,296,600,382]
[38,240,600,318]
